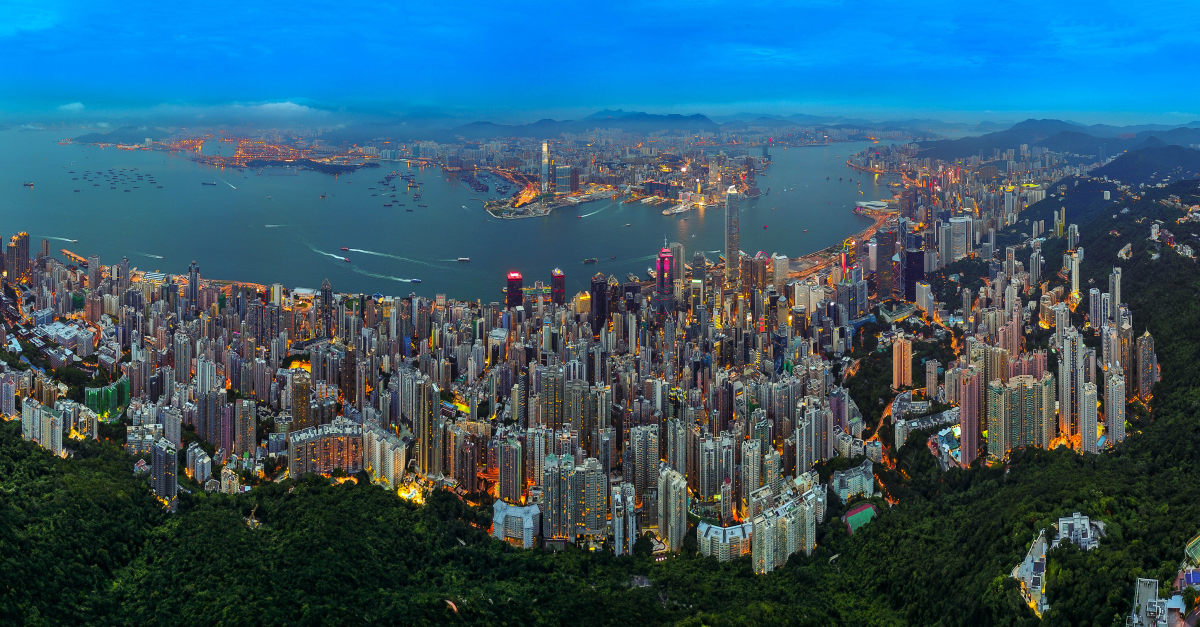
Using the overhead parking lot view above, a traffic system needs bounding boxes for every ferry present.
[457,257,470,263]
[411,278,422,284]
[343,257,351,263]
[340,247,349,251]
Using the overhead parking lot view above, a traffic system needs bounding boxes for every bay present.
[0,128,894,300]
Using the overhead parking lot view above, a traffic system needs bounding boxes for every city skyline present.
[3,1,1200,124]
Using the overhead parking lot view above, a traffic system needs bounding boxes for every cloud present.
[57,101,84,112]
[241,101,315,115]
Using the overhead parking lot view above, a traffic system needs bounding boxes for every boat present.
[343,257,351,263]
[411,278,422,284]
[22,182,33,188]
[457,257,470,263]
[610,255,616,260]
[201,181,217,186]
[340,247,349,251]
[627,273,640,282]
[582,258,598,264]
[418,204,428,208]
[406,208,413,212]
[624,223,631,227]
[577,215,583,219]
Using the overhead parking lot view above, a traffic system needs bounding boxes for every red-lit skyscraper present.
[506,271,524,308]
[655,244,674,316]
[551,268,565,306]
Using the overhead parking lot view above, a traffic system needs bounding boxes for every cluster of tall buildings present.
[0,130,1161,571]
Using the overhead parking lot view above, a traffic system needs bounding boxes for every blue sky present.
[2,0,1199,123]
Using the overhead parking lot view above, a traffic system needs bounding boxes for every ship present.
[343,257,351,263]
[411,278,422,284]
[22,182,34,188]
[201,181,217,186]
[340,247,349,251]
[582,258,598,264]
[457,257,470,263]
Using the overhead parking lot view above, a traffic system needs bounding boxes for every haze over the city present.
[3,0,1200,125]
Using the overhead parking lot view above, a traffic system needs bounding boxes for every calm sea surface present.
[0,128,894,300]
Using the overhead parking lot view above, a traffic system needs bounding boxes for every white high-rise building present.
[724,186,740,287]
[1105,367,1126,446]
[657,464,688,553]
[1080,381,1099,454]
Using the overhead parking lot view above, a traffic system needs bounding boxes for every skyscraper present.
[550,268,565,306]
[612,482,637,556]
[655,243,674,316]
[958,367,982,467]
[187,260,200,315]
[1079,381,1098,454]
[1136,331,1157,400]
[152,437,178,507]
[568,457,607,540]
[540,141,550,193]
[1105,366,1126,446]
[320,278,334,338]
[589,272,608,335]
[290,369,313,431]
[499,436,524,504]
[506,271,524,309]
[1108,267,1122,325]
[892,337,912,390]
[724,186,740,287]
[234,399,256,460]
[658,464,688,553]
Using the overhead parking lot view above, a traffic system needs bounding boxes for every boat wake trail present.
[580,206,606,218]
[347,248,445,269]
[221,179,237,190]
[350,266,418,284]
[138,252,164,260]
[264,224,287,228]
[307,244,346,261]
[46,236,78,243]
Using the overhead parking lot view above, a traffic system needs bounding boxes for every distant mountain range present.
[917,118,1200,160]
[69,109,964,144]
[1091,144,1200,185]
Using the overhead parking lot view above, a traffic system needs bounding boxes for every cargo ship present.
[582,258,598,264]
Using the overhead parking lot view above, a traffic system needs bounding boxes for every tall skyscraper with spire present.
[655,241,674,316]
[187,260,200,316]
[724,186,740,287]
[320,278,333,338]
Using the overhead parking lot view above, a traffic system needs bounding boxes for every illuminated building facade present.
[286,416,364,477]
